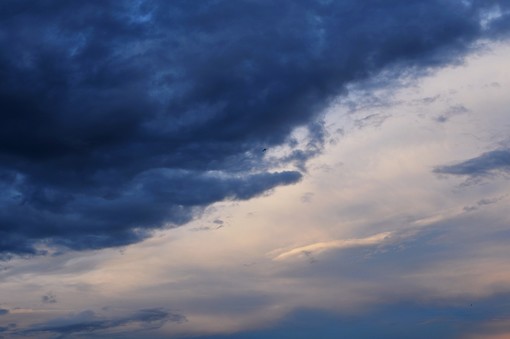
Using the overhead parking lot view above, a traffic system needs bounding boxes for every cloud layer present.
[1,0,509,256]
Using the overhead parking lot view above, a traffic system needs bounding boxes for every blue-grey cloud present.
[21,308,185,338]
[0,309,8,316]
[434,149,510,177]
[42,292,57,304]
[1,0,509,256]
[435,105,469,123]
[464,195,505,212]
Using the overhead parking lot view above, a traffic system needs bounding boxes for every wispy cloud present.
[434,149,510,177]
[21,308,185,338]
[273,232,391,261]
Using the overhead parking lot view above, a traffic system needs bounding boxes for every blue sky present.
[1,1,510,338]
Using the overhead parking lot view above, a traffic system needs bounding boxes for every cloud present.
[434,104,469,123]
[463,195,506,212]
[0,309,8,316]
[434,149,510,177]
[0,0,509,256]
[273,232,391,261]
[41,292,57,304]
[21,308,185,338]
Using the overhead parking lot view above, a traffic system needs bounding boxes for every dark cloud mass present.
[0,0,509,256]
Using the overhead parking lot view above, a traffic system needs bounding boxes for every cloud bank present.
[1,0,509,256]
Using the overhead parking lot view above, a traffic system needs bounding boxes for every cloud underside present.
[1,0,510,255]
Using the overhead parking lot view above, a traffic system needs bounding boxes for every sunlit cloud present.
[272,232,392,261]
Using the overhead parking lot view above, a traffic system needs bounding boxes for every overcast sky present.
[1,1,510,338]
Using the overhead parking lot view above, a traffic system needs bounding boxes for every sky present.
[1,1,510,338]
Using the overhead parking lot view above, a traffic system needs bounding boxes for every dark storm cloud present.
[434,149,510,177]
[22,308,185,337]
[1,0,509,255]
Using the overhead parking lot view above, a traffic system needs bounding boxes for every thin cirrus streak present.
[272,232,392,261]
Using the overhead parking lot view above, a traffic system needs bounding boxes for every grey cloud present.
[0,309,9,316]
[301,192,314,203]
[189,226,212,232]
[464,195,505,212]
[22,308,185,338]
[434,149,510,177]
[42,292,57,304]
[435,105,469,123]
[354,113,390,129]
